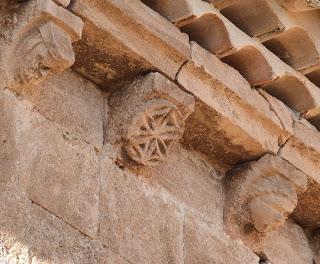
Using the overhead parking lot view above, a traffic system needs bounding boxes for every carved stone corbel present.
[10,21,74,85]
[225,154,307,236]
[2,0,83,88]
[107,72,195,167]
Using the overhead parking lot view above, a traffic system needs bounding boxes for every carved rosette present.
[108,72,195,167]
[125,101,185,166]
[225,155,307,235]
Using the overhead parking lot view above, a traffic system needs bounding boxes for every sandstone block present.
[184,213,259,264]
[143,0,320,128]
[0,186,129,264]
[18,117,100,238]
[1,87,100,237]
[177,42,290,172]
[280,120,320,230]
[150,145,224,228]
[99,156,184,264]
[71,0,190,86]
[251,221,314,264]
[25,70,104,149]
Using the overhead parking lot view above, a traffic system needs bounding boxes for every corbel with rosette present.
[107,72,195,167]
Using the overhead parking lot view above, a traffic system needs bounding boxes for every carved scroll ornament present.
[225,154,307,235]
[10,21,74,86]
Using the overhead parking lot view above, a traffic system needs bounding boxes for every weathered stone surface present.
[0,88,24,193]
[0,86,99,238]
[71,0,190,86]
[99,156,184,264]
[251,221,314,264]
[144,0,320,127]
[280,120,320,230]
[177,42,290,172]
[108,72,194,167]
[24,70,104,149]
[225,154,307,236]
[280,0,320,11]
[18,118,100,238]
[259,89,294,138]
[0,0,83,90]
[184,213,259,264]
[53,0,71,7]
[0,186,130,264]
[150,145,224,229]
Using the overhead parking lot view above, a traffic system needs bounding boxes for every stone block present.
[17,116,100,238]
[177,42,289,172]
[25,70,104,149]
[150,145,224,228]
[280,120,320,230]
[0,186,129,264]
[252,221,314,264]
[71,0,190,86]
[99,156,184,264]
[184,213,259,264]
[1,88,100,237]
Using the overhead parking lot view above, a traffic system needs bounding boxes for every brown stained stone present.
[53,0,70,7]
[107,72,194,167]
[0,0,83,90]
[99,156,184,264]
[279,120,320,230]
[150,145,224,229]
[251,221,313,264]
[18,118,100,238]
[71,0,190,86]
[24,70,104,149]
[0,87,100,238]
[0,186,130,264]
[177,42,290,172]
[184,213,259,264]
[0,88,25,193]
[225,154,307,237]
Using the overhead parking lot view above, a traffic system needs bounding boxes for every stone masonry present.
[1,0,320,263]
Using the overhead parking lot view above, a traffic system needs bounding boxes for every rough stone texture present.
[178,42,290,172]
[251,221,314,264]
[0,0,83,90]
[1,0,320,262]
[99,156,184,264]
[225,154,307,237]
[184,213,259,264]
[0,186,130,264]
[23,70,104,149]
[0,86,100,238]
[107,72,194,167]
[279,119,320,230]
[71,0,190,86]
[150,145,224,229]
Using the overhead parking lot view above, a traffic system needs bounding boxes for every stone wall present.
[1,0,320,263]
